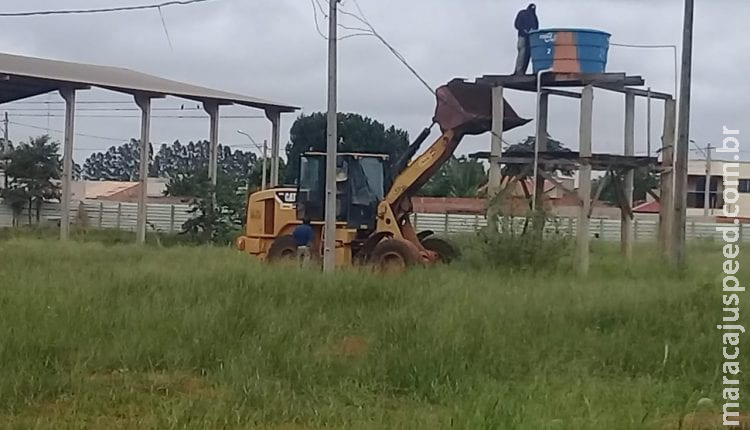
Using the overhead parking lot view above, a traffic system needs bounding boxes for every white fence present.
[1,200,748,242]
[0,200,193,233]
[409,212,748,242]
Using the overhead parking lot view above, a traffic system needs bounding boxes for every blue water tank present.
[528,28,611,74]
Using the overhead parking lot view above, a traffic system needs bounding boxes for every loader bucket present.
[433,79,530,135]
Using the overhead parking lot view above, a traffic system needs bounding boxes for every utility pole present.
[672,0,694,268]
[703,143,712,217]
[323,0,339,273]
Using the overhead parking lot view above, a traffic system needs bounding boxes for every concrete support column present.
[622,91,635,259]
[659,98,677,256]
[59,88,76,240]
[265,109,281,187]
[534,92,549,216]
[135,94,152,244]
[576,85,594,276]
[204,102,220,187]
[487,86,505,229]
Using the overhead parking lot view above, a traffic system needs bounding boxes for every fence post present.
[599,218,605,240]
[413,212,419,232]
[116,203,122,230]
[170,205,176,234]
[740,223,745,242]
[691,221,696,238]
[474,214,479,232]
[634,218,639,241]
[567,217,574,236]
[444,212,450,235]
[98,202,104,228]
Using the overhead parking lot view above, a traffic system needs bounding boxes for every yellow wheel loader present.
[236,79,530,270]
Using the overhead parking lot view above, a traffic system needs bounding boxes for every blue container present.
[528,28,611,74]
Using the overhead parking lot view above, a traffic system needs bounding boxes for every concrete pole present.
[673,0,695,268]
[646,88,652,156]
[534,92,549,216]
[622,91,635,259]
[262,139,268,191]
[135,94,152,244]
[3,112,8,150]
[576,85,594,276]
[323,0,339,272]
[658,98,676,256]
[266,110,281,187]
[59,88,76,240]
[487,85,505,230]
[204,103,220,187]
[703,143,712,217]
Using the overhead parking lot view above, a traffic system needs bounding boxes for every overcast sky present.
[0,0,747,165]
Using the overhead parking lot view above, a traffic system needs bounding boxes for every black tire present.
[370,239,421,273]
[267,235,298,262]
[421,237,459,264]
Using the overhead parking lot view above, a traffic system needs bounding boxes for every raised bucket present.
[529,28,611,74]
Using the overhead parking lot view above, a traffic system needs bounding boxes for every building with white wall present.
[687,158,750,219]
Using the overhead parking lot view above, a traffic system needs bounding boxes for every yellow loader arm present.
[376,79,530,247]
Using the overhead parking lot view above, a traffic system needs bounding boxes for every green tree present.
[285,112,409,184]
[179,170,248,244]
[420,156,486,197]
[82,139,153,181]
[1,135,62,224]
[591,168,659,205]
[501,135,574,179]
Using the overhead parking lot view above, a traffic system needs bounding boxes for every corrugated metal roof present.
[0,52,298,112]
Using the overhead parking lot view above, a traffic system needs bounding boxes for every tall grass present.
[0,238,744,429]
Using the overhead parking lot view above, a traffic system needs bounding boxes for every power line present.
[0,0,217,17]
[9,120,129,143]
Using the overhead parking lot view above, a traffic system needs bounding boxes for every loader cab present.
[296,152,390,231]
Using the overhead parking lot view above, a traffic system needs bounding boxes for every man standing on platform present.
[513,3,539,75]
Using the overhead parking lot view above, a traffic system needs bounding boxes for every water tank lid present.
[529,28,611,36]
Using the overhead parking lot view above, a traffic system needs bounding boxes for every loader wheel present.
[370,239,420,273]
[421,237,459,264]
[267,235,298,262]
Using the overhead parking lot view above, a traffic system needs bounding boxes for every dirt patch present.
[334,335,369,359]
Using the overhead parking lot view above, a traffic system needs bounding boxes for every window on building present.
[739,179,750,193]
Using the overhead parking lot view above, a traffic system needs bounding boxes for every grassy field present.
[0,236,746,429]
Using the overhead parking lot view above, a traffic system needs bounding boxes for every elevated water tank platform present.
[529,28,611,74]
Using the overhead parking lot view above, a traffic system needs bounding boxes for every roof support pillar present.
[486,86,504,230]
[135,94,152,244]
[576,85,594,276]
[59,88,76,241]
[204,102,220,187]
[266,109,281,187]
[534,92,549,222]
[621,92,636,260]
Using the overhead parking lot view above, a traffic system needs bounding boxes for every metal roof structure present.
[0,52,298,112]
[0,51,299,243]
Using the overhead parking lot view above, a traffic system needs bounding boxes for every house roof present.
[0,52,298,112]
[633,200,660,213]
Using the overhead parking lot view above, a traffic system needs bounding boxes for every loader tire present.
[421,237,459,264]
[370,239,420,273]
[267,235,298,262]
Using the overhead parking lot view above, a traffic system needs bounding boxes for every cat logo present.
[275,191,297,205]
